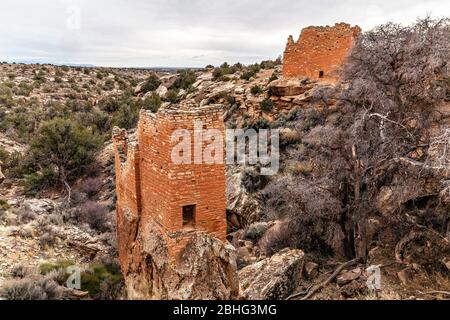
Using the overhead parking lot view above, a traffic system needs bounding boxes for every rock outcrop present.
[226,167,262,228]
[123,220,239,300]
[238,248,304,300]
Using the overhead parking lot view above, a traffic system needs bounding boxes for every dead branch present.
[418,290,450,296]
[286,259,358,300]
[369,113,414,138]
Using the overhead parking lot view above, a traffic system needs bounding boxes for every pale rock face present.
[238,248,305,300]
[7,198,55,215]
[134,81,146,95]
[159,74,179,89]
[155,85,168,98]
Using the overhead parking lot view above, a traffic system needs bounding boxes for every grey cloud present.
[0,0,448,67]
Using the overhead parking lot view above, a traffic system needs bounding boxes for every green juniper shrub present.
[246,118,271,131]
[141,74,161,93]
[98,96,120,113]
[142,93,161,113]
[14,82,33,96]
[28,118,102,189]
[103,79,115,91]
[0,84,13,106]
[260,98,274,113]
[268,74,278,83]
[165,88,180,103]
[24,166,57,195]
[250,85,263,95]
[112,102,140,130]
[80,263,123,299]
[174,69,197,90]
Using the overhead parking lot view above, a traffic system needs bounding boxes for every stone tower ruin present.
[283,22,361,80]
[112,106,237,299]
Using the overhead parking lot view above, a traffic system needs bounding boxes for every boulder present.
[155,85,168,98]
[268,79,312,96]
[13,198,55,215]
[193,72,213,88]
[159,74,179,88]
[134,81,146,95]
[238,248,304,300]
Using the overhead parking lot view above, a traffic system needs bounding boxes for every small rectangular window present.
[319,71,324,78]
[182,205,196,227]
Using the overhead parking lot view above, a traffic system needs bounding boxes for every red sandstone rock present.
[283,23,361,80]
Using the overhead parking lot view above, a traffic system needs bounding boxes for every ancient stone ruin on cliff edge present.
[112,105,238,299]
[283,22,361,80]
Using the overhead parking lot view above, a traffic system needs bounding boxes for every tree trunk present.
[352,144,367,262]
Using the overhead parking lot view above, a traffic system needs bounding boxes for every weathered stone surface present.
[283,23,361,79]
[160,74,179,88]
[226,167,261,228]
[123,221,239,300]
[155,85,168,98]
[238,248,304,300]
[268,79,311,96]
[134,81,146,95]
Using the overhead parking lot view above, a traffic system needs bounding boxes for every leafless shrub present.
[260,175,346,256]
[17,227,33,238]
[79,177,103,199]
[0,277,62,300]
[15,205,36,224]
[258,220,291,255]
[97,277,124,300]
[74,200,111,233]
[10,264,36,279]
[334,16,450,261]
[241,166,269,193]
[426,129,450,173]
[39,232,57,248]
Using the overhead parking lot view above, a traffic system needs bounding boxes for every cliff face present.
[112,107,238,299]
[283,23,361,80]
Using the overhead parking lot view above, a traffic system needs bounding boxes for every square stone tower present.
[112,105,227,262]
[283,23,361,80]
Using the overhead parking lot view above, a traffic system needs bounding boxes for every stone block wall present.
[113,105,227,265]
[283,23,361,80]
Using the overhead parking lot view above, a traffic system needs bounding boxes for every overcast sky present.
[0,0,448,67]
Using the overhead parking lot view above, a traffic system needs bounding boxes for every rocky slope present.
[0,60,449,300]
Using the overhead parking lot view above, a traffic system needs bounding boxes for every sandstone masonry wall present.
[283,23,361,80]
[112,105,227,266]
